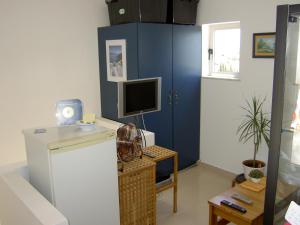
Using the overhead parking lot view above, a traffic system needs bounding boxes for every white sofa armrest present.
[0,173,68,225]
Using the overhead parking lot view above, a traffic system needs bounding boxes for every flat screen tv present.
[118,77,161,118]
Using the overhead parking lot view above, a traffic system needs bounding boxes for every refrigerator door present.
[50,138,120,225]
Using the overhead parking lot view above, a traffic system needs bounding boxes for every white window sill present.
[202,74,240,81]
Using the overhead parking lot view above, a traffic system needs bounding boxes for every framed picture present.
[253,32,276,58]
[106,39,127,82]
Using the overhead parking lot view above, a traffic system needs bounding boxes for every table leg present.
[173,153,178,213]
[209,205,217,225]
[252,215,263,225]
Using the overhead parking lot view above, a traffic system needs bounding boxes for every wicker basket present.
[118,158,156,225]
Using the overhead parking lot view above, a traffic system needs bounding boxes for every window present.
[202,22,241,80]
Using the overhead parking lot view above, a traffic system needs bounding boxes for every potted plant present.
[237,96,271,179]
[249,169,264,183]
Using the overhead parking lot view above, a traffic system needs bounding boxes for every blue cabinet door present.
[138,23,173,149]
[173,25,201,169]
[138,23,173,176]
[98,23,139,124]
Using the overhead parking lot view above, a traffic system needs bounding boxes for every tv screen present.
[118,77,161,118]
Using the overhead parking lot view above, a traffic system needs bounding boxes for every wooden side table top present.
[118,158,156,176]
[208,184,265,223]
[143,145,177,162]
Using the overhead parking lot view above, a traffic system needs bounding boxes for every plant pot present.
[250,177,261,183]
[243,160,265,180]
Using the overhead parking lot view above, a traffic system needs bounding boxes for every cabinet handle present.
[174,92,179,105]
[168,91,173,105]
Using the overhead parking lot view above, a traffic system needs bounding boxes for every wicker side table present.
[143,145,178,213]
[118,158,156,225]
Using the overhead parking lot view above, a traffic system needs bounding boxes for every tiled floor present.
[157,163,235,225]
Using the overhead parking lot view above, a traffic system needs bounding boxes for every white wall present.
[2,0,300,173]
[198,0,300,174]
[0,0,109,166]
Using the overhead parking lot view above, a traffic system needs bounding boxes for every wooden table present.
[143,145,178,213]
[208,184,265,225]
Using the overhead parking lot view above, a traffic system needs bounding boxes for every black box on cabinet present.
[105,0,168,25]
[167,0,199,25]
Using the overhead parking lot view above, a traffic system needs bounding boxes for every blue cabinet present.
[98,23,201,176]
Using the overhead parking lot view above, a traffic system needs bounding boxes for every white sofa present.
[0,118,155,225]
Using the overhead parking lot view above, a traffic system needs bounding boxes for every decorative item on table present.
[240,177,266,192]
[232,174,246,187]
[249,169,264,183]
[252,32,276,58]
[106,39,127,82]
[237,96,271,179]
[77,113,96,131]
[116,123,144,170]
[55,99,83,126]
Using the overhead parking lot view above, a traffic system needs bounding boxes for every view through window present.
[202,22,241,79]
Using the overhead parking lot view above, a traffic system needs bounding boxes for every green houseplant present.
[249,169,264,183]
[237,96,271,179]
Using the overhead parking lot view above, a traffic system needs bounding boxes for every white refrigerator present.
[23,125,120,225]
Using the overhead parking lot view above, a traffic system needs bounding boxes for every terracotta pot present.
[242,160,266,180]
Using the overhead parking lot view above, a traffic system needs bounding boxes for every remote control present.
[231,193,253,205]
[143,151,156,158]
[221,200,247,213]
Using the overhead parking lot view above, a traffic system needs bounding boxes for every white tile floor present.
[157,163,235,225]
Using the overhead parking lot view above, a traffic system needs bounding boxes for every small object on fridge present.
[55,99,83,126]
[82,113,96,124]
[76,121,96,132]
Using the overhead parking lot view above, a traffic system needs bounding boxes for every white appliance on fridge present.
[23,125,120,225]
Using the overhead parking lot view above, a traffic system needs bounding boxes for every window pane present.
[213,29,240,74]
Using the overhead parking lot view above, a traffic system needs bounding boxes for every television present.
[118,77,161,118]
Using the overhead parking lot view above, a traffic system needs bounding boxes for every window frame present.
[205,22,241,80]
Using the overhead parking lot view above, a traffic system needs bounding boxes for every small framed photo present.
[253,33,276,58]
[106,39,127,82]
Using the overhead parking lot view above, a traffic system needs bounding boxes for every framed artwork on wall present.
[106,39,127,82]
[252,32,276,58]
